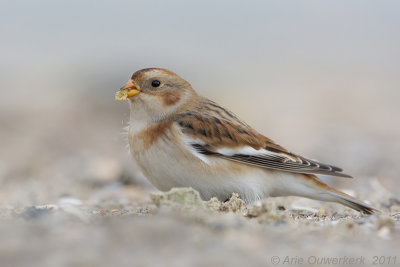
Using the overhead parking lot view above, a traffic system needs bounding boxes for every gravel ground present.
[0,183,399,267]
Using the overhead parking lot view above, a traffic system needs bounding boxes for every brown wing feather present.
[175,97,352,178]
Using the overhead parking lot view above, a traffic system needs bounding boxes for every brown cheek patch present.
[137,121,173,150]
[160,90,181,107]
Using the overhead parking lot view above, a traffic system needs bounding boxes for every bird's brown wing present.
[175,102,352,178]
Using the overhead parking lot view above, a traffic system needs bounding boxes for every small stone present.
[21,206,54,220]
[247,205,263,218]
[58,197,83,206]
[219,193,245,213]
[317,208,328,216]
[150,187,205,208]
[206,197,221,211]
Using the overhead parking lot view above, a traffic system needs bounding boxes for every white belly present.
[128,122,319,203]
[128,125,277,202]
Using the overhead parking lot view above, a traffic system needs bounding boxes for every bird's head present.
[116,68,197,121]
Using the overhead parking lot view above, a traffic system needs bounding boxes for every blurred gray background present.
[1,0,399,206]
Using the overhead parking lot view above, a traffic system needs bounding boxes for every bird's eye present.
[151,80,161,87]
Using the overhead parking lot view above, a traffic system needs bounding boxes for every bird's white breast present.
[129,121,284,202]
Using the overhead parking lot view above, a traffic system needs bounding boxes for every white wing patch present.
[182,138,298,167]
[217,147,265,156]
[181,136,211,164]
[217,146,297,163]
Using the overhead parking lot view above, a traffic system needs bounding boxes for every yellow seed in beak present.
[115,80,141,101]
[115,89,129,101]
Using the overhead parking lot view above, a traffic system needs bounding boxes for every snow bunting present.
[116,68,377,214]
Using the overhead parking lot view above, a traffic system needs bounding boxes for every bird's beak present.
[121,80,141,97]
[115,80,141,101]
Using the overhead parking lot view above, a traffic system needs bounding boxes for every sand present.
[0,186,399,267]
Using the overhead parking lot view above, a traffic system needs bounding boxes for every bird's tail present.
[301,174,379,214]
[325,189,378,214]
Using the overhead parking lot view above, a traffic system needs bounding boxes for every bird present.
[116,68,377,214]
